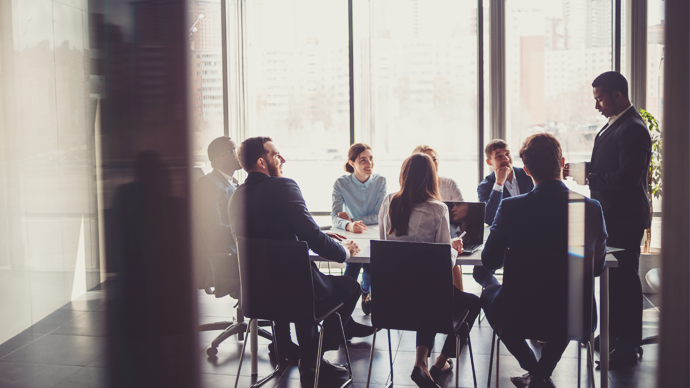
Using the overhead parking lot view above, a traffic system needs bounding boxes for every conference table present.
[248,225,618,388]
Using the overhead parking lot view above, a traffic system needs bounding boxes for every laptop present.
[444,201,486,254]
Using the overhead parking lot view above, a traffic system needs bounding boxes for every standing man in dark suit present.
[565,71,651,368]
[482,134,608,388]
[474,139,535,287]
[228,136,375,379]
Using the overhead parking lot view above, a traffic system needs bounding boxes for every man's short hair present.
[238,136,272,172]
[484,139,509,159]
[519,133,563,182]
[207,136,233,167]
[592,71,629,99]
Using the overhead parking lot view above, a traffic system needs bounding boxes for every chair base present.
[200,320,273,357]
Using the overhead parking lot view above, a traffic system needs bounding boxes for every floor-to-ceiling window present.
[505,0,612,198]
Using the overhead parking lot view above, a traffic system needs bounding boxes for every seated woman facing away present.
[378,153,480,388]
[332,143,387,315]
[412,145,463,201]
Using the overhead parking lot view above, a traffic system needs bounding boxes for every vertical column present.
[629,0,648,109]
[613,0,622,72]
[489,0,505,142]
[348,0,355,145]
[658,0,689,387]
[477,0,485,182]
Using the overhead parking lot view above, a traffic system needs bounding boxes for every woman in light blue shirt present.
[332,143,387,314]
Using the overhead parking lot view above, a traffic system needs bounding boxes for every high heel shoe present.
[410,366,441,388]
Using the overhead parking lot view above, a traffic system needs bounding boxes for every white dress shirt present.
[218,169,238,188]
[492,168,520,197]
[378,193,457,265]
[439,176,464,201]
[599,104,634,136]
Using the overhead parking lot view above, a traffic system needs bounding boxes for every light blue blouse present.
[331,173,387,230]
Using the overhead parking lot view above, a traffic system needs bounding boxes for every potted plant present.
[639,108,662,292]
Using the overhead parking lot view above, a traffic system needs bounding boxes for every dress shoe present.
[429,359,453,380]
[410,366,441,388]
[607,348,639,370]
[344,320,377,340]
[361,292,372,315]
[510,373,534,388]
[527,376,556,388]
[593,335,618,353]
[298,358,348,377]
[267,341,300,361]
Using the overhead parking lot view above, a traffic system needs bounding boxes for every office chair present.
[366,240,478,388]
[235,237,354,388]
[486,249,596,388]
[198,252,273,357]
[639,268,661,349]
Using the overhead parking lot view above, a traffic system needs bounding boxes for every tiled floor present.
[0,276,659,388]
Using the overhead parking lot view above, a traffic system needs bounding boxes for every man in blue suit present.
[481,133,608,388]
[228,137,374,379]
[474,139,535,287]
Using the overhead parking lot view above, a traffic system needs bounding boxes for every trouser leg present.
[295,276,360,363]
[607,228,644,348]
[344,263,363,283]
[361,264,371,294]
[473,265,500,288]
[273,321,293,347]
[481,285,538,373]
[440,289,481,357]
[535,336,571,377]
[319,275,362,351]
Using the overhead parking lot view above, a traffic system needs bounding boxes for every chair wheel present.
[206,346,218,356]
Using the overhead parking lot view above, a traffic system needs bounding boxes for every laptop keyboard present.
[463,243,484,253]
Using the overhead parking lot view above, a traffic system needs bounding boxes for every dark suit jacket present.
[588,106,652,233]
[477,167,534,225]
[228,172,348,301]
[481,180,608,335]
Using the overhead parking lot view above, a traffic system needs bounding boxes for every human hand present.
[326,232,347,242]
[342,240,360,256]
[495,166,511,186]
[451,237,464,254]
[568,162,589,185]
[348,220,367,233]
[337,212,352,221]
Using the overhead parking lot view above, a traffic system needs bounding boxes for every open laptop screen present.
[444,202,486,245]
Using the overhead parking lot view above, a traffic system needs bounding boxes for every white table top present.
[313,225,619,267]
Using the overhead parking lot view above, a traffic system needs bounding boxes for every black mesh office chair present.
[235,237,354,388]
[366,240,478,388]
[486,249,596,388]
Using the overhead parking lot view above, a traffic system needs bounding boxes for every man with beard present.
[227,136,375,379]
